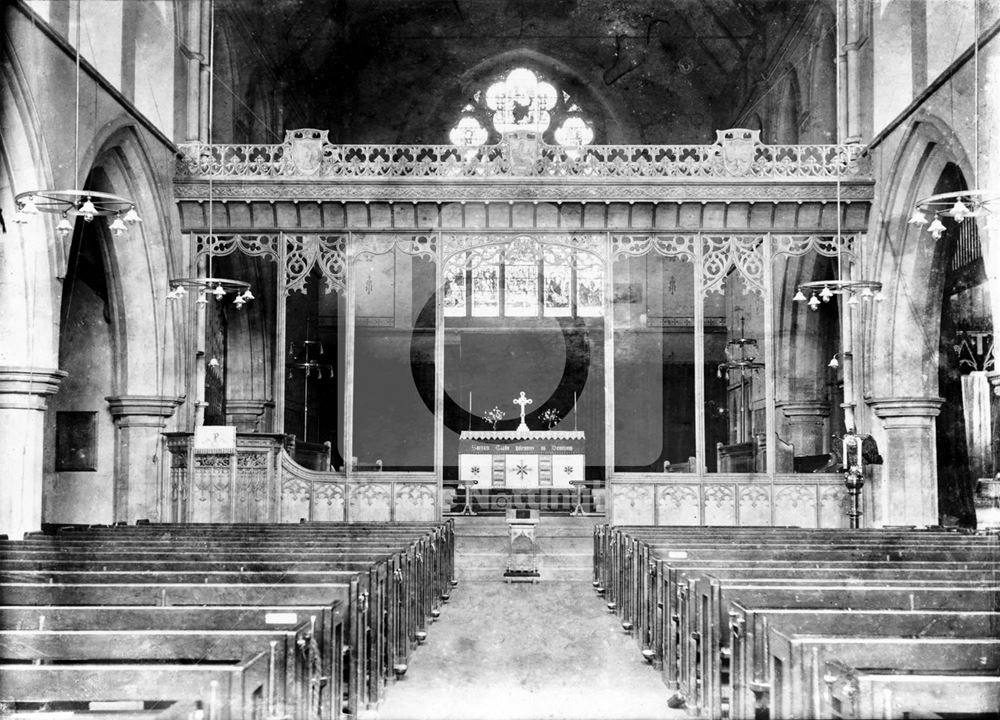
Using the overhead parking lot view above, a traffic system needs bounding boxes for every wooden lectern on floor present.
[504,508,540,583]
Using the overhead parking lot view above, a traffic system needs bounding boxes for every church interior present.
[1,0,999,717]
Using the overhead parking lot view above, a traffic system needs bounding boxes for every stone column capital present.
[226,399,273,416]
[105,395,186,428]
[0,366,67,410]
[987,371,1000,396]
[868,396,944,426]
[777,401,831,418]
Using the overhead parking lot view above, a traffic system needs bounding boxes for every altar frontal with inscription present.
[459,431,585,488]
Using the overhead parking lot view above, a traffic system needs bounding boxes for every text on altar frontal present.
[465,441,583,453]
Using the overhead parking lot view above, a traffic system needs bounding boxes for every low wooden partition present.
[609,474,849,527]
[165,433,440,523]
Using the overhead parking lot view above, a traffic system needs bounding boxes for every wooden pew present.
[0,581,366,718]
[597,526,991,624]
[10,522,455,676]
[0,568,383,715]
[1,542,430,683]
[0,654,271,720]
[0,566,387,710]
[628,547,995,674]
[0,604,343,720]
[14,527,454,627]
[621,540,995,679]
[592,525,979,593]
[46,521,455,588]
[822,660,1000,720]
[768,629,1000,719]
[633,554,994,677]
[0,520,454,718]
[728,607,1000,720]
[595,526,999,717]
[0,622,316,719]
[682,571,997,714]
[597,529,995,653]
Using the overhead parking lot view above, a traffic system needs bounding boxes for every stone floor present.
[375,580,688,720]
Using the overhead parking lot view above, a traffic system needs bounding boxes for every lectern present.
[504,508,540,583]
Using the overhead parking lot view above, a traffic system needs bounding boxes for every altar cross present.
[513,391,533,433]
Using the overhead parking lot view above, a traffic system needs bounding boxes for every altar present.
[458,430,585,487]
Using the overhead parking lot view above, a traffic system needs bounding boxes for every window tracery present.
[449,67,595,147]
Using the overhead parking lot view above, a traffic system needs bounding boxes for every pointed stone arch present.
[48,122,187,524]
[865,115,976,527]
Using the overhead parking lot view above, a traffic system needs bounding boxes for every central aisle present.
[376,580,688,720]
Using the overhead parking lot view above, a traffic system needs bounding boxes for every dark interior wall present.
[933,164,992,528]
[354,329,436,470]
[43,223,116,525]
[216,0,814,145]
[613,330,696,470]
[443,320,604,478]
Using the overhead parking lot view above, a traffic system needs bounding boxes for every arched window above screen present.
[449,67,595,148]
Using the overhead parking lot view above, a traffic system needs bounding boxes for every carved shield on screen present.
[286,128,328,175]
[716,128,760,176]
[504,131,540,175]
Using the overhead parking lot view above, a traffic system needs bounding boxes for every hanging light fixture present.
[166,3,252,308]
[286,339,334,442]
[909,2,996,237]
[792,166,884,307]
[716,317,765,380]
[792,0,883,313]
[716,317,765,445]
[793,106,883,307]
[12,5,140,237]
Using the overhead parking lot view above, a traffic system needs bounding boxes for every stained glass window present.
[449,115,489,148]
[444,256,467,317]
[553,115,594,147]
[577,254,604,317]
[449,68,595,148]
[543,264,572,317]
[486,68,557,135]
[471,263,500,317]
[504,261,538,316]
[449,248,602,319]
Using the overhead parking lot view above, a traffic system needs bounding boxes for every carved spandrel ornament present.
[611,234,696,261]
[285,234,347,295]
[351,233,438,264]
[702,235,766,297]
[194,234,280,263]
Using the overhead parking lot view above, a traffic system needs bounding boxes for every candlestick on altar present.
[469,392,472,430]
[573,392,577,431]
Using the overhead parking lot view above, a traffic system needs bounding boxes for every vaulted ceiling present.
[215,0,828,144]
